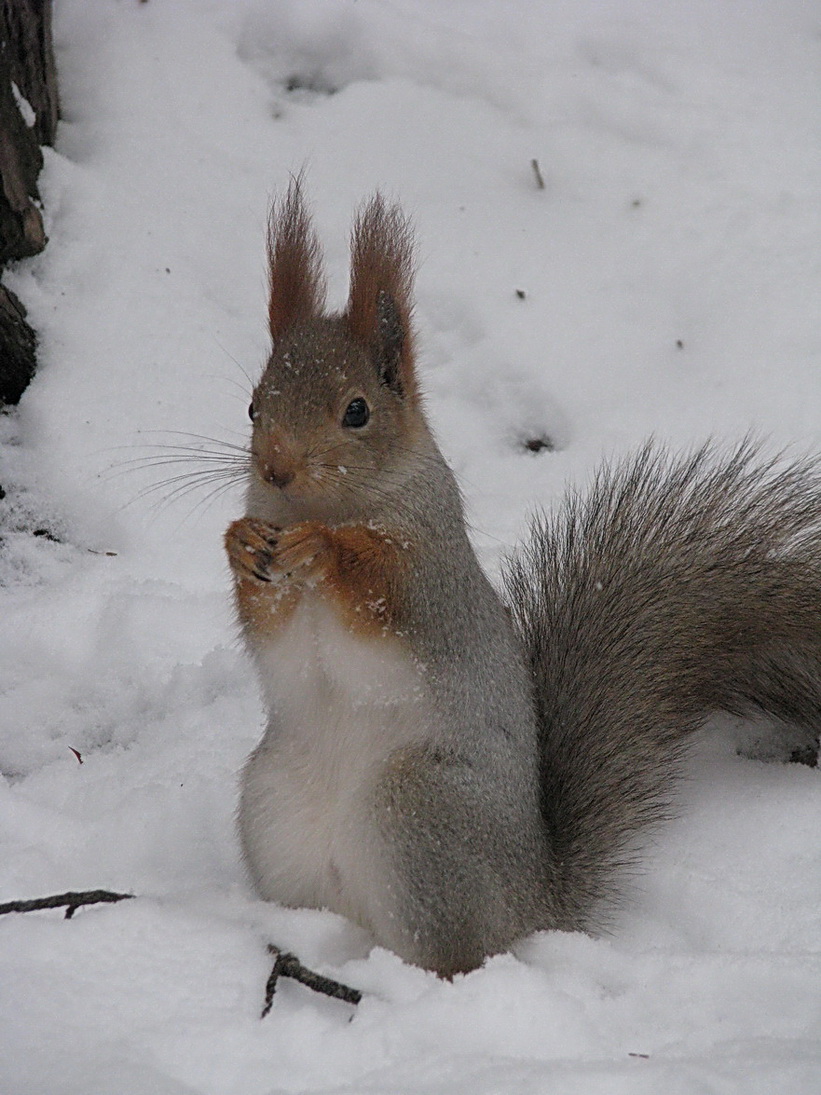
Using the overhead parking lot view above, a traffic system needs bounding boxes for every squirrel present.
[225,179,821,978]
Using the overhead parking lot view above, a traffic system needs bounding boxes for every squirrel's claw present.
[225,518,327,585]
[225,517,282,584]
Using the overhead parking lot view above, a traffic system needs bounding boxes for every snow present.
[1,0,820,1091]
[11,83,36,128]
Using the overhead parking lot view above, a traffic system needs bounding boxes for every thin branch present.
[262,944,362,1016]
[0,890,134,919]
[530,157,546,190]
[0,893,364,1009]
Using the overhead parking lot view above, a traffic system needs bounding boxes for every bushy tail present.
[503,441,821,928]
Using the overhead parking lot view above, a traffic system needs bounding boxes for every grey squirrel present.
[225,180,821,978]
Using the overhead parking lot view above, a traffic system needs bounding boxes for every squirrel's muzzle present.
[255,431,299,492]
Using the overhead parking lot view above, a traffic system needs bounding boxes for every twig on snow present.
[530,157,546,190]
[0,892,363,1010]
[0,889,134,919]
[262,944,362,1016]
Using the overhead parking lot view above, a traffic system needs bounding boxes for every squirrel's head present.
[247,180,429,525]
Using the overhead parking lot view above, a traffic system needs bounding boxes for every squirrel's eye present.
[248,401,256,421]
[342,398,370,429]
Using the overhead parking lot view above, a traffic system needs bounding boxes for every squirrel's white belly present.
[239,593,426,932]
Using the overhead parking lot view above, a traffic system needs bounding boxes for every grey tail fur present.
[503,440,821,929]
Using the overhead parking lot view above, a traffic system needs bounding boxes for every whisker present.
[108,456,249,478]
[129,472,246,509]
[133,430,251,453]
[126,476,245,518]
[207,374,253,403]
[311,472,409,510]
[109,454,248,474]
[134,467,247,493]
[120,441,250,455]
[104,450,250,493]
[172,476,246,523]
[106,427,251,517]
[213,338,258,392]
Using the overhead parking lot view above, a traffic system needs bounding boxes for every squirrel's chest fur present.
[238,591,427,931]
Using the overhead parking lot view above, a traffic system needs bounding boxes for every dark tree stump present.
[0,7,48,264]
[2,0,59,147]
[0,0,57,404]
[0,283,36,403]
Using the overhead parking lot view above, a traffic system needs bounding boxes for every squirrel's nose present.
[267,467,294,490]
[256,432,298,491]
[259,453,295,490]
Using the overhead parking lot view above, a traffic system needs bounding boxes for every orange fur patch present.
[280,521,405,637]
[225,518,407,642]
[225,517,300,640]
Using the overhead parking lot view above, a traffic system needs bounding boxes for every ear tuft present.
[376,290,405,394]
[346,195,417,399]
[267,175,326,341]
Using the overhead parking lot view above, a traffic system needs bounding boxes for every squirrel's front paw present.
[273,523,330,579]
[225,517,283,583]
[225,518,329,584]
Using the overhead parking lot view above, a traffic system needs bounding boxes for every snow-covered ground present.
[1,1,820,1091]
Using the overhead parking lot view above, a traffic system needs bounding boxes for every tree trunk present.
[0,283,36,403]
[0,0,57,404]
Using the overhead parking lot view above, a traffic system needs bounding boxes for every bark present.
[2,0,59,148]
[0,282,36,403]
[0,0,58,403]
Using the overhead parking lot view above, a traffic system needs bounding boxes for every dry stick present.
[0,890,134,919]
[530,158,546,190]
[262,944,362,1017]
[0,891,363,1009]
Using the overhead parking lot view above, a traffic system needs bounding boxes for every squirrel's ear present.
[346,195,417,400]
[267,176,326,341]
[375,289,405,393]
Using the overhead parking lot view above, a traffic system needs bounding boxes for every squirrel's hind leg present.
[371,743,549,977]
